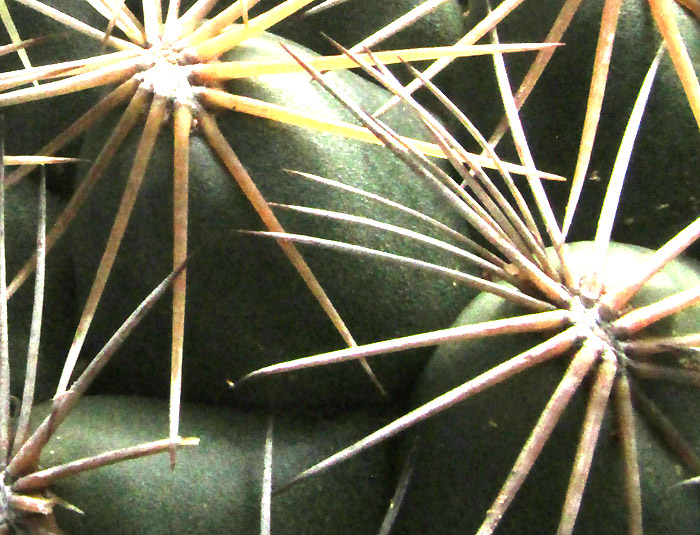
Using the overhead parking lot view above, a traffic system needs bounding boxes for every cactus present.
[0,1,698,534]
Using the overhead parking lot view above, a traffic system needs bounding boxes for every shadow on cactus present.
[230,2,700,534]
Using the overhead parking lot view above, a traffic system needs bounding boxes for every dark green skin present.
[251,0,471,139]
[5,177,76,403]
[31,395,395,535]
[251,0,466,60]
[449,0,700,256]
[68,32,477,407]
[0,0,107,193]
[392,242,700,534]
